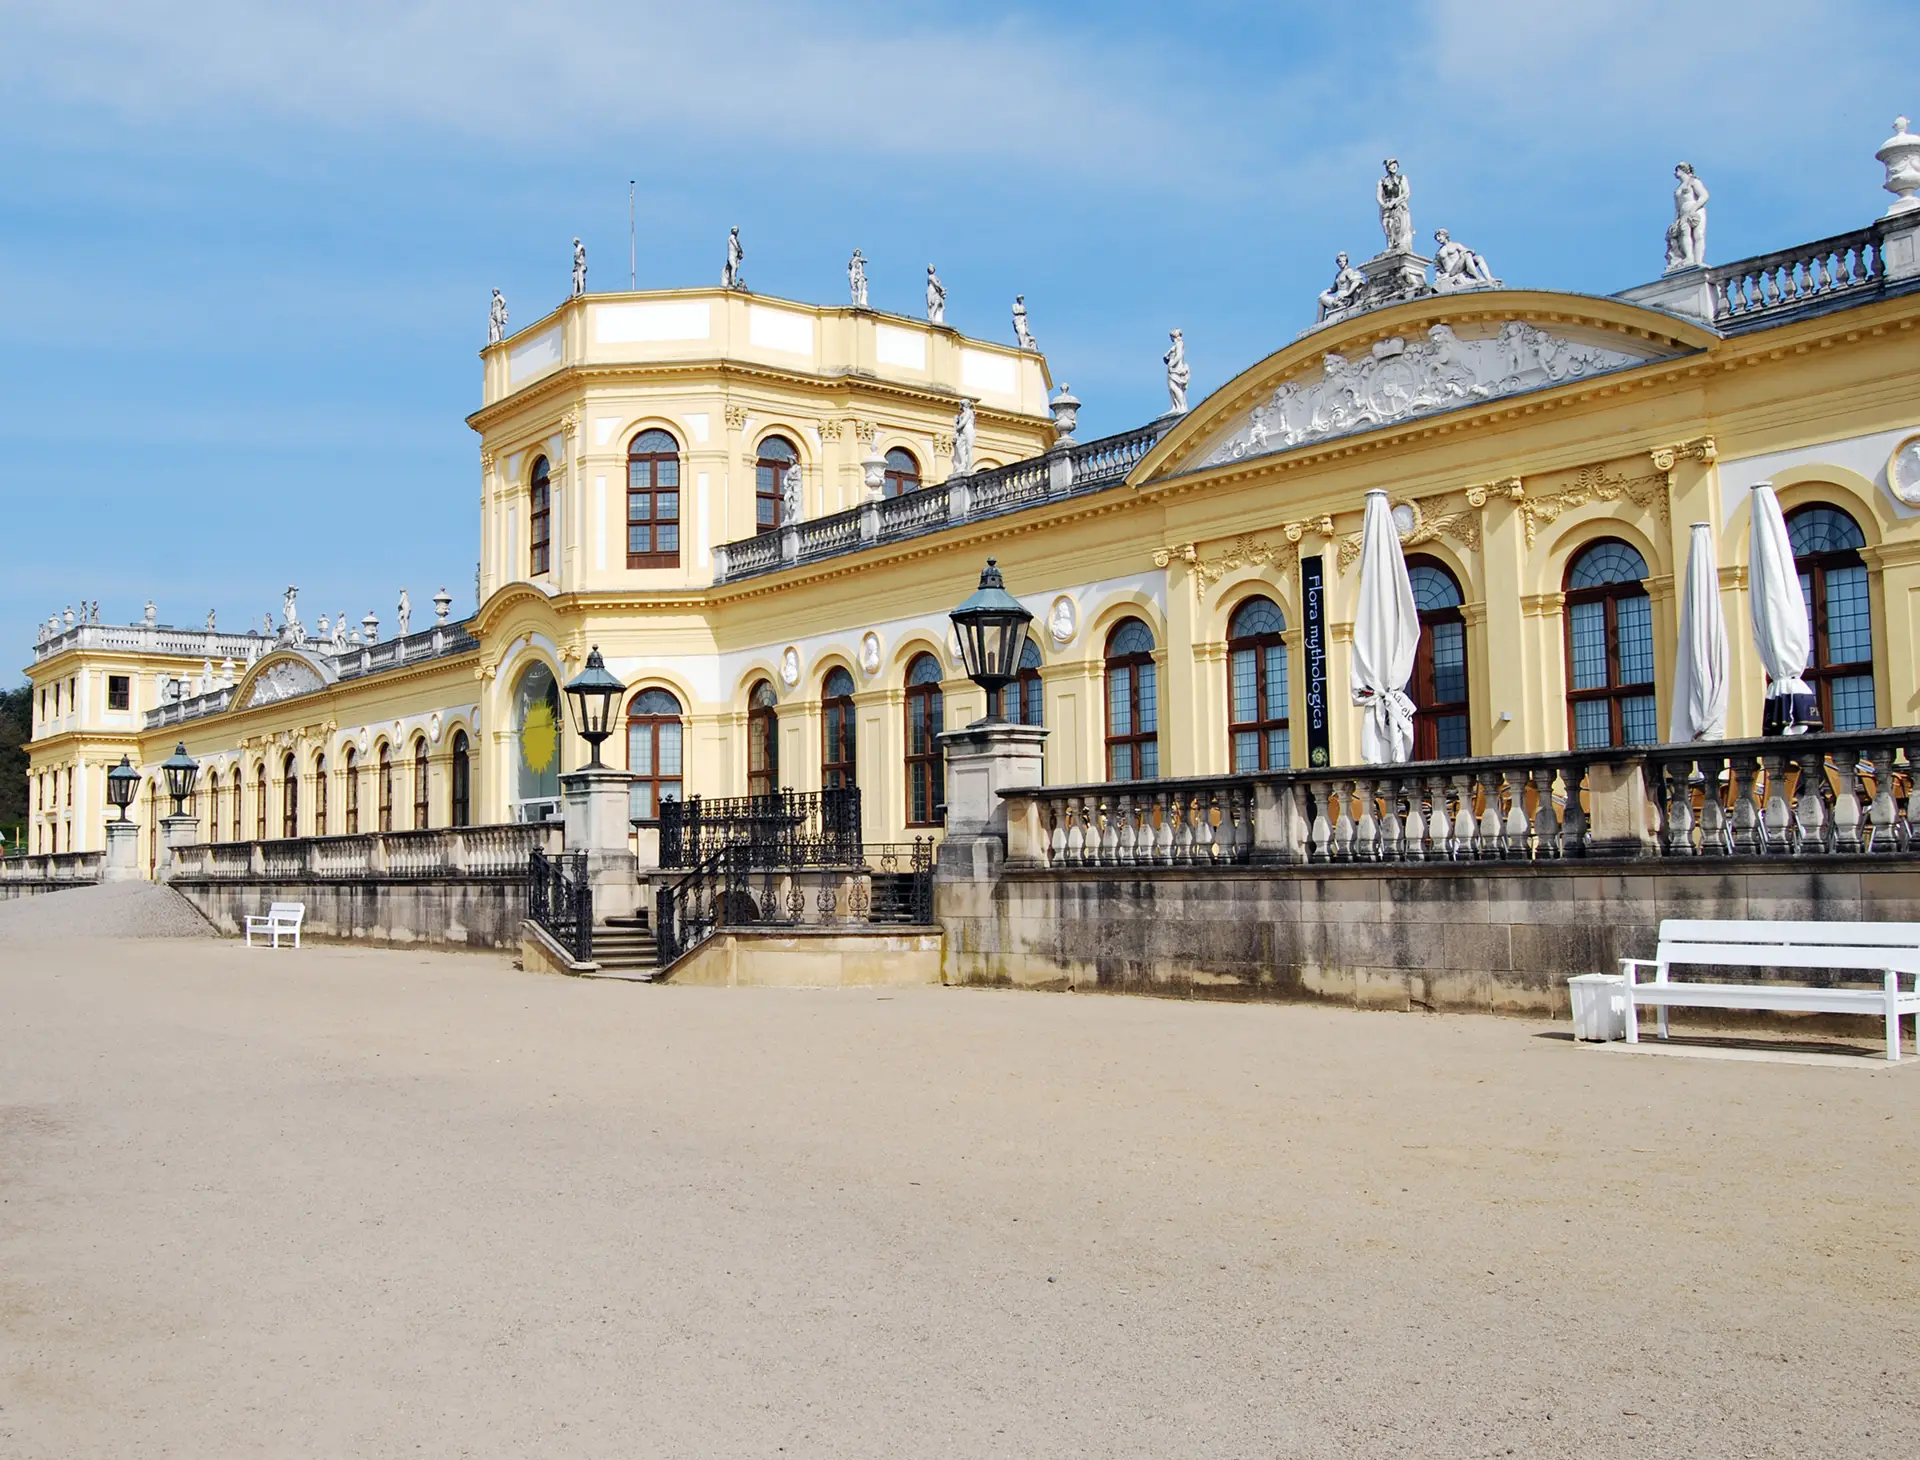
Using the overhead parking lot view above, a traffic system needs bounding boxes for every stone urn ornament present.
[1879,117,1920,217]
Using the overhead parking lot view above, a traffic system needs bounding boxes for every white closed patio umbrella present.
[1669,521,1729,741]
[1748,483,1817,735]
[1351,488,1418,764]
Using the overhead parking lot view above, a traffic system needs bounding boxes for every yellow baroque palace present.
[24,184,1920,873]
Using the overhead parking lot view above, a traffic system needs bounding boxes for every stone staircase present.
[591,913,659,980]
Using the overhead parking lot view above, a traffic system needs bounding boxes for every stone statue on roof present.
[1164,329,1191,415]
[1012,295,1036,350]
[1317,252,1367,321]
[572,237,587,297]
[1432,229,1499,292]
[848,249,868,308]
[1665,163,1709,271]
[926,265,946,325]
[488,289,508,344]
[397,589,411,638]
[723,226,745,289]
[1378,159,1413,253]
[952,398,975,475]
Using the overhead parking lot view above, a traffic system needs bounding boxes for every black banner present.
[1301,553,1331,768]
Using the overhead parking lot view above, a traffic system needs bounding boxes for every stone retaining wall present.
[173,876,527,951]
[937,859,1920,1015]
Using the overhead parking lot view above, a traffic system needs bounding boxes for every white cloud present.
[0,0,1174,167]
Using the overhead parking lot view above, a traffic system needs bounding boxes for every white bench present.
[1622,919,1920,1061]
[245,901,306,949]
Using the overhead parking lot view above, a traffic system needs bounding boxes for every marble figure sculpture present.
[1432,229,1497,292]
[1665,163,1709,271]
[1012,295,1036,350]
[848,249,868,308]
[1316,252,1367,321]
[723,227,745,289]
[952,398,975,475]
[1378,159,1413,253]
[926,265,946,325]
[488,289,508,344]
[1164,329,1191,415]
[572,238,587,297]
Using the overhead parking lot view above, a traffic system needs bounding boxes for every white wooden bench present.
[245,901,306,949]
[1621,919,1920,1061]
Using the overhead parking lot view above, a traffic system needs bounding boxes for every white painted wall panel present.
[594,300,711,343]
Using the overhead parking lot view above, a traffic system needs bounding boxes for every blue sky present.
[0,0,1909,665]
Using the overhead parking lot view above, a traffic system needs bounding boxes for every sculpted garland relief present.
[1197,322,1667,471]
[244,659,325,708]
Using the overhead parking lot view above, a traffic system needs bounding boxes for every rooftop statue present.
[1012,295,1036,350]
[1378,159,1413,254]
[723,226,745,289]
[1164,329,1191,415]
[572,237,587,297]
[1432,229,1499,293]
[848,249,868,308]
[488,289,508,344]
[952,398,975,475]
[1316,252,1367,322]
[397,589,411,638]
[333,613,348,650]
[926,264,946,325]
[205,608,216,631]
[1665,163,1709,271]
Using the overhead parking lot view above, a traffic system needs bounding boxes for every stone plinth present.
[157,814,199,881]
[561,767,641,921]
[103,820,140,883]
[936,719,1050,884]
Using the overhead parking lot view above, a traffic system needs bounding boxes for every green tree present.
[0,684,27,851]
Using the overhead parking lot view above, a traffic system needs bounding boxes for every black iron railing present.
[659,787,863,870]
[529,848,593,962]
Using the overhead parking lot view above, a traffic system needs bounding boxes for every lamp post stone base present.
[936,721,1049,879]
[103,819,141,883]
[156,814,199,881]
[560,768,641,921]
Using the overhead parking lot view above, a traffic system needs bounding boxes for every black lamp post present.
[949,557,1035,721]
[161,742,200,816]
[106,754,139,822]
[564,645,626,769]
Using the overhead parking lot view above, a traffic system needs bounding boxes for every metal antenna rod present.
[629,181,636,290]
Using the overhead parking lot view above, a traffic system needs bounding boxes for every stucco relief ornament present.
[1880,118,1920,217]
[244,659,325,709]
[779,646,801,688]
[1431,229,1499,293]
[1664,163,1709,271]
[781,463,803,524]
[572,238,586,297]
[1164,329,1191,415]
[488,289,508,344]
[859,632,882,677]
[848,249,868,308]
[429,711,443,744]
[1201,322,1653,468]
[1887,433,1920,506]
[952,398,976,476]
[1047,595,1077,646]
[1012,295,1036,350]
[926,264,946,325]
[723,226,745,289]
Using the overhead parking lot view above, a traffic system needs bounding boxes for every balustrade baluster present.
[1529,764,1561,858]
[1663,759,1696,855]
[1169,791,1193,865]
[1306,782,1332,862]
[1793,750,1830,852]
[1867,746,1898,853]
[1063,795,1085,865]
[1352,776,1379,861]
[1470,771,1499,859]
[1331,780,1357,861]
[1696,756,1728,855]
[1115,794,1136,865]
[1726,755,1760,854]
[1448,772,1474,859]
[1831,748,1863,853]
[1760,752,1791,851]
[1197,791,1221,863]
[1500,767,1530,859]
[1154,792,1176,865]
[1397,775,1425,862]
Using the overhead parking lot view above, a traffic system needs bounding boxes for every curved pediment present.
[235,649,333,710]
[1135,292,1713,485]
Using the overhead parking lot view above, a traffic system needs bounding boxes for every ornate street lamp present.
[949,557,1034,719]
[564,645,627,769]
[161,742,200,816]
[106,754,139,821]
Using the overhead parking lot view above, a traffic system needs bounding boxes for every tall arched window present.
[821,667,856,790]
[378,743,394,832]
[231,769,243,843]
[627,688,684,822]
[1226,596,1289,772]
[450,731,470,827]
[883,447,921,498]
[1105,618,1159,780]
[281,752,299,838]
[627,428,681,568]
[905,653,945,827]
[991,639,1044,726]
[528,455,552,576]
[207,775,221,843]
[313,753,329,836]
[344,746,360,834]
[1408,559,1469,760]
[747,679,780,798]
[1788,504,1876,730]
[513,662,562,813]
[412,737,430,830]
[254,764,267,841]
[1565,540,1656,749]
[756,435,796,534]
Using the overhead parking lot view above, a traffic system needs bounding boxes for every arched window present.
[1788,504,1876,730]
[883,447,921,498]
[231,769,243,843]
[747,679,780,799]
[1565,539,1656,749]
[254,764,267,841]
[513,662,562,812]
[821,667,856,790]
[627,428,681,568]
[344,746,360,834]
[281,752,299,838]
[905,653,945,827]
[207,774,221,843]
[313,753,329,836]
[992,639,1045,726]
[378,744,394,832]
[450,731,470,827]
[412,737,430,829]
[1227,596,1289,771]
[1105,618,1159,780]
[1407,559,1469,759]
[756,435,796,534]
[626,688,684,822]
[528,456,552,577]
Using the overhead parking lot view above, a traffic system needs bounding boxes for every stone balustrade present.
[1709,227,1884,325]
[1001,730,1920,871]
[713,420,1168,583]
[34,622,271,664]
[167,822,561,882]
[0,850,106,886]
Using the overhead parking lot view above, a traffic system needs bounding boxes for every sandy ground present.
[1,937,1916,1459]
